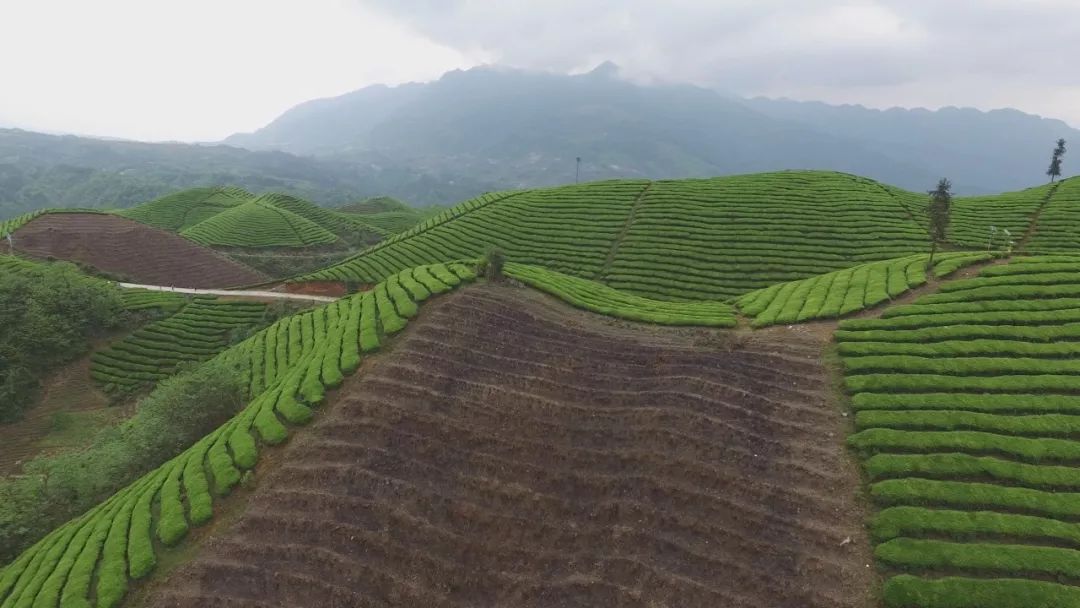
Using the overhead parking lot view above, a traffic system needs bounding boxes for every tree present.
[1048,138,1067,182]
[481,247,505,281]
[927,178,952,269]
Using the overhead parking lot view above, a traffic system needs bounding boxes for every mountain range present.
[0,63,1075,220]
[226,63,1078,195]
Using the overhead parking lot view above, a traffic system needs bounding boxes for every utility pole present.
[575,157,581,184]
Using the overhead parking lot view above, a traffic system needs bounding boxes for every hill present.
[0,128,494,221]
[5,212,268,287]
[118,188,383,251]
[300,172,1080,300]
[117,187,252,232]
[14,171,1080,608]
[300,171,935,299]
[179,198,339,249]
[335,196,412,214]
[227,64,1077,194]
[334,196,441,236]
[149,285,872,607]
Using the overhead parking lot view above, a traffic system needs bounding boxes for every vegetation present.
[0,361,244,565]
[837,255,1080,605]
[1022,177,1080,254]
[1049,138,1067,182]
[116,187,250,231]
[504,262,736,326]
[299,172,938,300]
[736,252,990,327]
[91,297,267,393]
[178,197,339,248]
[926,178,952,268]
[0,258,124,421]
[0,263,476,607]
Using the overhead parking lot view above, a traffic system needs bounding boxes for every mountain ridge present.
[226,64,1077,195]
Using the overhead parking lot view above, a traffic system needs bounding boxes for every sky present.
[3,0,1079,141]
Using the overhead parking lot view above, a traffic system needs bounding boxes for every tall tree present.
[927,178,952,269]
[1048,138,1067,182]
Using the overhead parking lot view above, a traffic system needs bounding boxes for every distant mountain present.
[740,98,1078,194]
[0,129,494,220]
[228,64,1078,194]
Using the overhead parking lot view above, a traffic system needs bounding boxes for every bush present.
[0,263,124,421]
[483,248,505,281]
[0,360,244,563]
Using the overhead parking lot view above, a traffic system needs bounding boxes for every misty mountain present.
[228,64,1077,194]
[0,129,494,220]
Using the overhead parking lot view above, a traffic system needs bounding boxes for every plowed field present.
[150,285,871,608]
[9,213,267,288]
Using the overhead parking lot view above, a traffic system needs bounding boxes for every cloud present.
[360,0,1080,126]
[0,0,482,141]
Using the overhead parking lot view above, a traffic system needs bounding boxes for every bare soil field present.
[149,284,873,608]
[8,213,267,288]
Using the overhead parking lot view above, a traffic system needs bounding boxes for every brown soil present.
[149,284,873,608]
[8,213,268,288]
[285,281,350,297]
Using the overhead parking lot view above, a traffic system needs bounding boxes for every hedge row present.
[837,254,1080,605]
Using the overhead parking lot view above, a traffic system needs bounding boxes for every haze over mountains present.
[1,63,1075,220]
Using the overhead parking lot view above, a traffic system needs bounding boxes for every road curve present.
[116,282,338,303]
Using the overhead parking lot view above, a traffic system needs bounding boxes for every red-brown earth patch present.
[9,213,267,288]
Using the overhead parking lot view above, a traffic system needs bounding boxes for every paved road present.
[117,282,338,303]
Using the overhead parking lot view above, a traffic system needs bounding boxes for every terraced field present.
[504,261,737,326]
[837,256,1080,606]
[901,183,1056,249]
[301,171,937,300]
[7,213,267,288]
[14,171,1080,608]
[1023,177,1080,254]
[0,263,478,608]
[91,298,267,392]
[149,285,872,608]
[118,187,252,232]
[737,252,992,327]
[180,197,340,249]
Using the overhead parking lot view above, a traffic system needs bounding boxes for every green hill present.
[300,171,936,299]
[118,188,384,251]
[299,172,1080,300]
[335,196,445,236]
[117,187,251,232]
[178,197,339,248]
[336,196,412,214]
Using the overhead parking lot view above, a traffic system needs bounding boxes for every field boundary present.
[1017,180,1063,251]
[595,181,652,280]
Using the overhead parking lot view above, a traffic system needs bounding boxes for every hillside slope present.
[149,285,873,608]
[301,171,932,299]
[117,187,252,232]
[7,213,268,287]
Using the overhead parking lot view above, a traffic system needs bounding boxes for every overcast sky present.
[3,0,1079,141]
